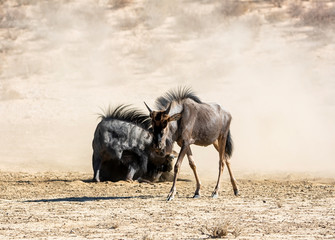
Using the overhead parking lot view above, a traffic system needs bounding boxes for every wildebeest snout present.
[152,136,166,156]
[154,147,166,157]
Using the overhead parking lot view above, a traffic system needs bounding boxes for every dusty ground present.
[0,172,334,239]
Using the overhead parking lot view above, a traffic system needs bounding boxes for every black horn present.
[165,103,171,115]
[144,102,152,114]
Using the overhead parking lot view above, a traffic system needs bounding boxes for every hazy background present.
[1,0,334,178]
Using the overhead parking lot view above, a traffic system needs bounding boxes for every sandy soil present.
[1,172,334,239]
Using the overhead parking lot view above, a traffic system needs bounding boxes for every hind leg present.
[213,135,239,197]
[226,157,239,196]
[212,139,225,198]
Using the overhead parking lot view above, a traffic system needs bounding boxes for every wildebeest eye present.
[162,120,168,128]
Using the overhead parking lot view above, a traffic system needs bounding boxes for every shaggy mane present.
[99,104,151,130]
[155,86,202,110]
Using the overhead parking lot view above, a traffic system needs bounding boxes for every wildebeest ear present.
[168,113,181,122]
[144,102,152,114]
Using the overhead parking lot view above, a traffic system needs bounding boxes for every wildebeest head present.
[144,102,181,156]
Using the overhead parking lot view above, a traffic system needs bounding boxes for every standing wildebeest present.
[92,105,173,182]
[144,87,238,200]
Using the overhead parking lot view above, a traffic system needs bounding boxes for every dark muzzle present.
[154,147,166,157]
[153,133,165,156]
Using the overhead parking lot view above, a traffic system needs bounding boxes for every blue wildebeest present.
[144,87,238,200]
[92,105,173,182]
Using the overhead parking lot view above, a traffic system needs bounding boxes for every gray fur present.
[92,105,173,182]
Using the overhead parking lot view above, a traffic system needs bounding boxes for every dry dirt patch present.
[0,172,334,239]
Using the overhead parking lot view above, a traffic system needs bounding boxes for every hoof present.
[234,189,239,196]
[167,191,175,201]
[193,194,200,199]
[211,193,218,199]
[167,195,174,201]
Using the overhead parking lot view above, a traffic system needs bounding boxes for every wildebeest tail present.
[225,130,233,159]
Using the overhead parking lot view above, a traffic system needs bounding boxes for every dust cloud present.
[0,0,334,178]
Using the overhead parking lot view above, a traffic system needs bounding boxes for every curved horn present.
[144,102,152,114]
[165,103,172,114]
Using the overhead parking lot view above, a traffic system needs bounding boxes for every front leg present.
[187,147,201,198]
[167,144,188,201]
[93,155,102,182]
[125,165,137,182]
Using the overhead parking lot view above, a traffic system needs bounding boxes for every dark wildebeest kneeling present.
[144,87,238,200]
[92,105,173,182]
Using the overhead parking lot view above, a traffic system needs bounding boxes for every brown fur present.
[145,89,238,200]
